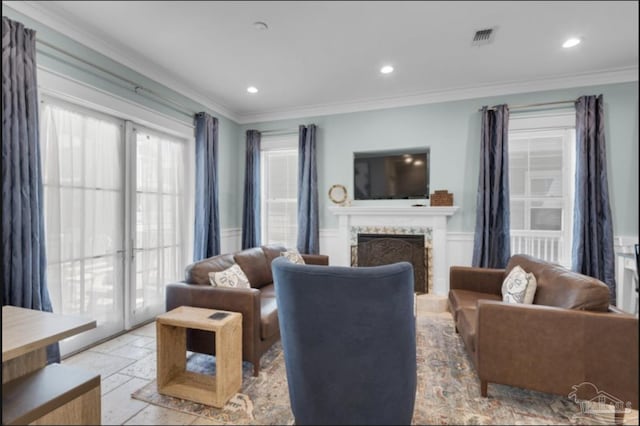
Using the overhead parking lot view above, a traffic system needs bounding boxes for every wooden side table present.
[156,306,242,407]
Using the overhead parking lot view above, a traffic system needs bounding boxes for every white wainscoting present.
[446,232,475,268]
[220,228,242,254]
[613,236,639,315]
[226,227,637,306]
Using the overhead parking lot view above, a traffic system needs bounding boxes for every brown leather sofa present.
[448,254,638,421]
[166,245,329,376]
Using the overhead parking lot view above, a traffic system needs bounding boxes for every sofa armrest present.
[165,282,261,341]
[449,266,504,295]
[476,300,639,408]
[301,254,329,265]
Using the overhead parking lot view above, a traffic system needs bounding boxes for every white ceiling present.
[8,1,639,122]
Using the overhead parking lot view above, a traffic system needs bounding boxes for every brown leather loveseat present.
[448,254,638,421]
[166,245,329,376]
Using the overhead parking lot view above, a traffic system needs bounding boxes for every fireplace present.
[352,234,428,293]
[329,205,458,295]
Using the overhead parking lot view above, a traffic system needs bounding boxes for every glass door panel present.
[40,98,125,355]
[130,125,186,325]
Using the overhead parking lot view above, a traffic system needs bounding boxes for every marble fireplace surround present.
[329,206,459,296]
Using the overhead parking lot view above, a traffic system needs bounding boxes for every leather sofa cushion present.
[506,255,610,311]
[260,283,276,299]
[234,247,272,289]
[449,289,501,321]
[261,244,288,283]
[260,285,279,339]
[185,253,235,285]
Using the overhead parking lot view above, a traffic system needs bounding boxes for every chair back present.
[272,258,416,425]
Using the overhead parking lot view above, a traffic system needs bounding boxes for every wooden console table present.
[2,306,100,425]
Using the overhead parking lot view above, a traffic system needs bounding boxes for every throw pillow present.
[502,265,537,304]
[281,249,306,264]
[209,264,251,288]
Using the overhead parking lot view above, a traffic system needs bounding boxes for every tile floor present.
[62,310,453,425]
[62,320,205,425]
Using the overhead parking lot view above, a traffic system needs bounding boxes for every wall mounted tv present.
[354,148,430,200]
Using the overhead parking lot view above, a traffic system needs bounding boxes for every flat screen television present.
[354,148,430,200]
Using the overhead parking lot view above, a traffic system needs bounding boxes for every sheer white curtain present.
[40,98,125,355]
[131,125,187,325]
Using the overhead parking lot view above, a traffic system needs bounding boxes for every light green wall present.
[3,6,243,228]
[6,7,637,236]
[243,82,639,236]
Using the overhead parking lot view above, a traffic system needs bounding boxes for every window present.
[261,135,298,248]
[508,111,575,267]
[40,95,191,356]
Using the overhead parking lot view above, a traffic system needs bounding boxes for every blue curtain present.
[297,124,319,254]
[572,95,616,303]
[242,130,261,249]
[2,17,59,364]
[472,105,511,268]
[193,112,220,260]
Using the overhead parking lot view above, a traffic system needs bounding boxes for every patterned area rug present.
[132,315,636,425]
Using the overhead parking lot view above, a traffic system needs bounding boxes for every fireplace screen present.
[351,234,428,293]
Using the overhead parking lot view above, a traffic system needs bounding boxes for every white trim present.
[38,67,194,140]
[320,229,339,239]
[220,228,242,254]
[261,134,298,151]
[4,1,238,122]
[238,67,638,124]
[614,236,639,254]
[220,228,242,239]
[329,206,459,217]
[447,232,475,242]
[7,1,637,125]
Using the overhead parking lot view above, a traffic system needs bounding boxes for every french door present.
[41,96,189,356]
[128,124,187,326]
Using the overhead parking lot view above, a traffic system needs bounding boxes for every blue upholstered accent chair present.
[271,258,417,425]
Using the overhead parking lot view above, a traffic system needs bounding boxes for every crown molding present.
[5,1,638,126]
[238,67,638,124]
[4,0,240,122]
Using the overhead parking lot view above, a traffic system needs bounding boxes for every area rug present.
[132,315,636,425]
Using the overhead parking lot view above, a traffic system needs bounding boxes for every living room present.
[2,1,638,425]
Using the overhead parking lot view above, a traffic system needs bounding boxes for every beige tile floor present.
[62,309,453,425]
[62,320,202,425]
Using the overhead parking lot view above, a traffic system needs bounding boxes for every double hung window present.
[260,135,298,248]
[508,112,575,267]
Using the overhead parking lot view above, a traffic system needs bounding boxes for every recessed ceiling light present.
[380,65,394,74]
[562,37,581,48]
[253,21,268,30]
[247,86,258,94]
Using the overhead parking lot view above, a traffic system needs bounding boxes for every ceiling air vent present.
[472,28,494,46]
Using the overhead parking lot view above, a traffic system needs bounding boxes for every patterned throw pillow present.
[281,249,306,264]
[209,264,251,288]
[502,265,537,304]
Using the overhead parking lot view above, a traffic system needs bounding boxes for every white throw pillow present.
[209,264,251,288]
[502,265,537,304]
[281,249,306,264]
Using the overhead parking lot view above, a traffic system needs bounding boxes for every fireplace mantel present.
[329,205,459,295]
[329,206,459,217]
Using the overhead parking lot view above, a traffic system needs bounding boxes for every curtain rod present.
[478,99,576,112]
[36,39,195,118]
